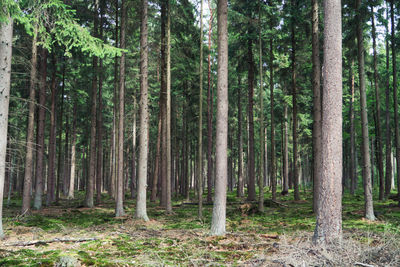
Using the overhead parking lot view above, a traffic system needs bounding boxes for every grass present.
[0,188,399,266]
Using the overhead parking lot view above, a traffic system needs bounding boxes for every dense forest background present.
[0,0,399,265]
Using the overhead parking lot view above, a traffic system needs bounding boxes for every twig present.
[4,237,98,247]
[354,262,375,267]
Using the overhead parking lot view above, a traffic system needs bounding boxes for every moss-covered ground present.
[0,189,399,266]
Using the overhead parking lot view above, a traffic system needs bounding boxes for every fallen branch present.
[354,262,375,267]
[271,200,289,207]
[4,237,98,247]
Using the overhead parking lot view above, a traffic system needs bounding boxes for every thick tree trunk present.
[115,0,126,217]
[371,7,384,200]
[390,0,400,206]
[385,4,392,197]
[312,0,321,212]
[0,17,13,238]
[33,48,47,210]
[313,0,342,244]
[356,0,375,220]
[135,0,150,221]
[22,23,39,215]
[247,37,256,202]
[210,0,228,235]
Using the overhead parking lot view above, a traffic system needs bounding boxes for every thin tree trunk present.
[385,2,392,197]
[349,59,356,195]
[237,73,244,198]
[356,0,375,220]
[131,97,137,199]
[151,113,161,202]
[247,37,256,202]
[283,104,289,193]
[47,55,57,206]
[56,59,65,203]
[197,0,204,218]
[258,7,264,212]
[269,30,276,202]
[33,48,47,210]
[390,0,400,206]
[116,0,126,217]
[0,17,13,238]
[160,0,167,207]
[291,11,300,201]
[22,23,39,214]
[68,103,77,199]
[313,0,342,244]
[312,0,321,212]
[210,0,228,236]
[207,0,214,203]
[135,0,150,221]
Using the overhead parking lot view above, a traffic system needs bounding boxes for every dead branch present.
[4,237,98,247]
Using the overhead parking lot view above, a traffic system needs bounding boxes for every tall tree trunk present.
[258,8,264,212]
[131,97,137,199]
[385,3,392,197]
[68,103,77,199]
[135,0,150,221]
[356,0,375,220]
[85,0,99,208]
[313,0,342,244]
[390,0,400,206]
[0,17,13,238]
[47,55,57,206]
[160,0,167,207]
[22,23,39,214]
[312,0,321,212]
[247,37,256,202]
[207,0,214,203]
[269,31,276,202]
[115,0,126,217]
[151,112,161,202]
[33,48,47,210]
[56,59,65,203]
[349,59,356,195]
[283,104,289,193]
[291,11,300,201]
[210,0,228,236]
[197,0,204,218]
[371,6,384,200]
[165,0,172,213]
[237,73,244,198]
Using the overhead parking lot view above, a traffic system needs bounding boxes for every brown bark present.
[210,0,228,236]
[312,0,321,212]
[56,60,65,203]
[349,59,357,195]
[269,34,276,202]
[135,0,150,221]
[390,0,400,206]
[160,0,167,207]
[371,7,384,200]
[198,0,204,218]
[313,0,342,244]
[22,23,39,214]
[283,104,289,193]
[207,0,214,203]
[33,48,47,210]
[356,0,375,220]
[237,73,244,198]
[385,3,392,197]
[247,37,256,201]
[258,8,264,212]
[115,0,126,217]
[68,103,77,199]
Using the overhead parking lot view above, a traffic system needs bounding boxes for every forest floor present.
[0,189,399,266]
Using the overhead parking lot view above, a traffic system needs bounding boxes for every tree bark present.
[135,0,150,221]
[258,8,264,212]
[210,0,228,236]
[269,30,276,202]
[197,0,204,218]
[356,0,375,220]
[33,48,47,210]
[313,0,342,244]
[207,0,214,203]
[22,23,39,215]
[385,3,392,197]
[370,6,384,200]
[0,17,13,238]
[68,103,77,199]
[312,0,321,212]
[237,73,244,198]
[349,59,356,195]
[115,0,126,217]
[283,104,289,193]
[390,0,400,206]
[291,9,300,201]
